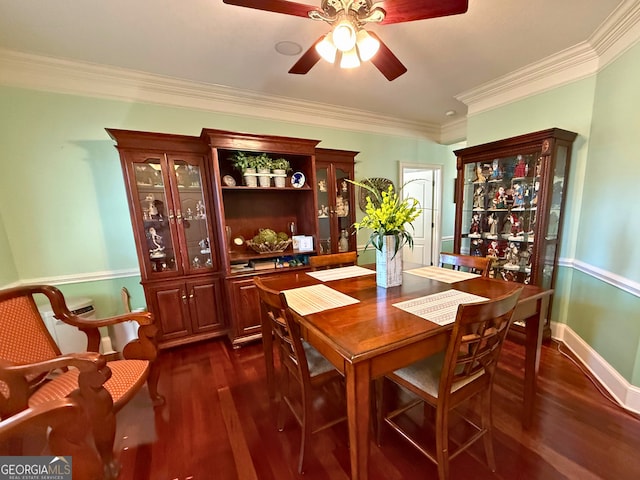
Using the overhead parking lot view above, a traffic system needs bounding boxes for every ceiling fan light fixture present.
[316,34,337,63]
[356,29,380,62]
[340,47,360,69]
[332,19,357,52]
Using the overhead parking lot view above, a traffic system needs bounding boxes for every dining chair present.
[376,287,523,480]
[439,252,492,277]
[308,251,357,270]
[0,397,104,479]
[254,277,346,474]
[121,286,132,313]
[0,284,164,479]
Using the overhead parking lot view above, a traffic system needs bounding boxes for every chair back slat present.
[308,251,357,270]
[441,287,522,396]
[439,252,491,277]
[0,295,60,365]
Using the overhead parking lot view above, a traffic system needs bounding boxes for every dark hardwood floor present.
[114,338,640,480]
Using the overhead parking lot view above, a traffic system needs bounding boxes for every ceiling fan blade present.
[380,0,468,25]
[368,32,407,81]
[222,0,319,18]
[288,37,323,75]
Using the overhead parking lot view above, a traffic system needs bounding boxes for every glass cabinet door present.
[316,163,354,255]
[335,167,352,252]
[462,152,540,284]
[132,154,179,275]
[316,165,331,254]
[169,156,216,273]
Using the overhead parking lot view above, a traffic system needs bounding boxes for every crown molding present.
[439,117,467,145]
[0,47,439,141]
[456,0,640,116]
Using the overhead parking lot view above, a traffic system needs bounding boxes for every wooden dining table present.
[261,267,552,480]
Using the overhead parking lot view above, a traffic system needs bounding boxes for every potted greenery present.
[253,153,273,187]
[271,158,291,188]
[231,151,258,187]
[350,180,420,287]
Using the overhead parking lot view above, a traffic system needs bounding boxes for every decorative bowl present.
[246,239,292,254]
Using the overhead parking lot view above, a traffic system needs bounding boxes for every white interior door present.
[399,163,442,266]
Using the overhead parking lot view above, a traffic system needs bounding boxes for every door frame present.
[398,162,443,266]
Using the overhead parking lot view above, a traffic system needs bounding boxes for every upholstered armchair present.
[0,284,163,479]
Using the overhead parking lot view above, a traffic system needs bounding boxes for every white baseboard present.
[551,322,640,415]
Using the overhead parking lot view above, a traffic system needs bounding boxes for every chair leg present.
[481,389,496,471]
[435,407,450,480]
[298,388,312,474]
[374,378,385,446]
[276,368,289,432]
[147,361,165,406]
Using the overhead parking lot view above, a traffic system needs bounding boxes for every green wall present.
[466,42,640,385]
[0,86,453,314]
[573,42,640,385]
[0,209,18,286]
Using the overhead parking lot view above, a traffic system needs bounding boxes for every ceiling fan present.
[222,0,469,81]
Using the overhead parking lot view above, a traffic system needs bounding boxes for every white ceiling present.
[0,0,627,128]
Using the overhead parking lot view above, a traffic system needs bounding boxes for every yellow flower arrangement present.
[351,181,421,257]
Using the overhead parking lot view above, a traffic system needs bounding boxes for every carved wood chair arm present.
[0,352,105,379]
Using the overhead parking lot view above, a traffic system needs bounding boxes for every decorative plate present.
[291,171,305,188]
[222,175,236,187]
[358,177,394,212]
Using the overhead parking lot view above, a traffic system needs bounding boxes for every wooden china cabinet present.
[107,129,226,348]
[201,129,320,347]
[315,148,358,255]
[453,128,577,340]
[110,127,358,348]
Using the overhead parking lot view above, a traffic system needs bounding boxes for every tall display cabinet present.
[315,148,358,255]
[107,129,226,349]
[453,128,577,339]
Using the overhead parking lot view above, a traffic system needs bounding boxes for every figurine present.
[469,213,481,237]
[514,155,527,178]
[512,183,525,209]
[148,227,166,258]
[336,196,349,217]
[487,213,498,237]
[473,185,485,210]
[473,164,486,183]
[487,240,500,259]
[501,212,515,235]
[470,238,485,256]
[490,159,503,181]
[505,242,519,266]
[338,230,349,252]
[510,213,522,236]
[196,200,205,218]
[531,181,540,207]
[492,186,507,210]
